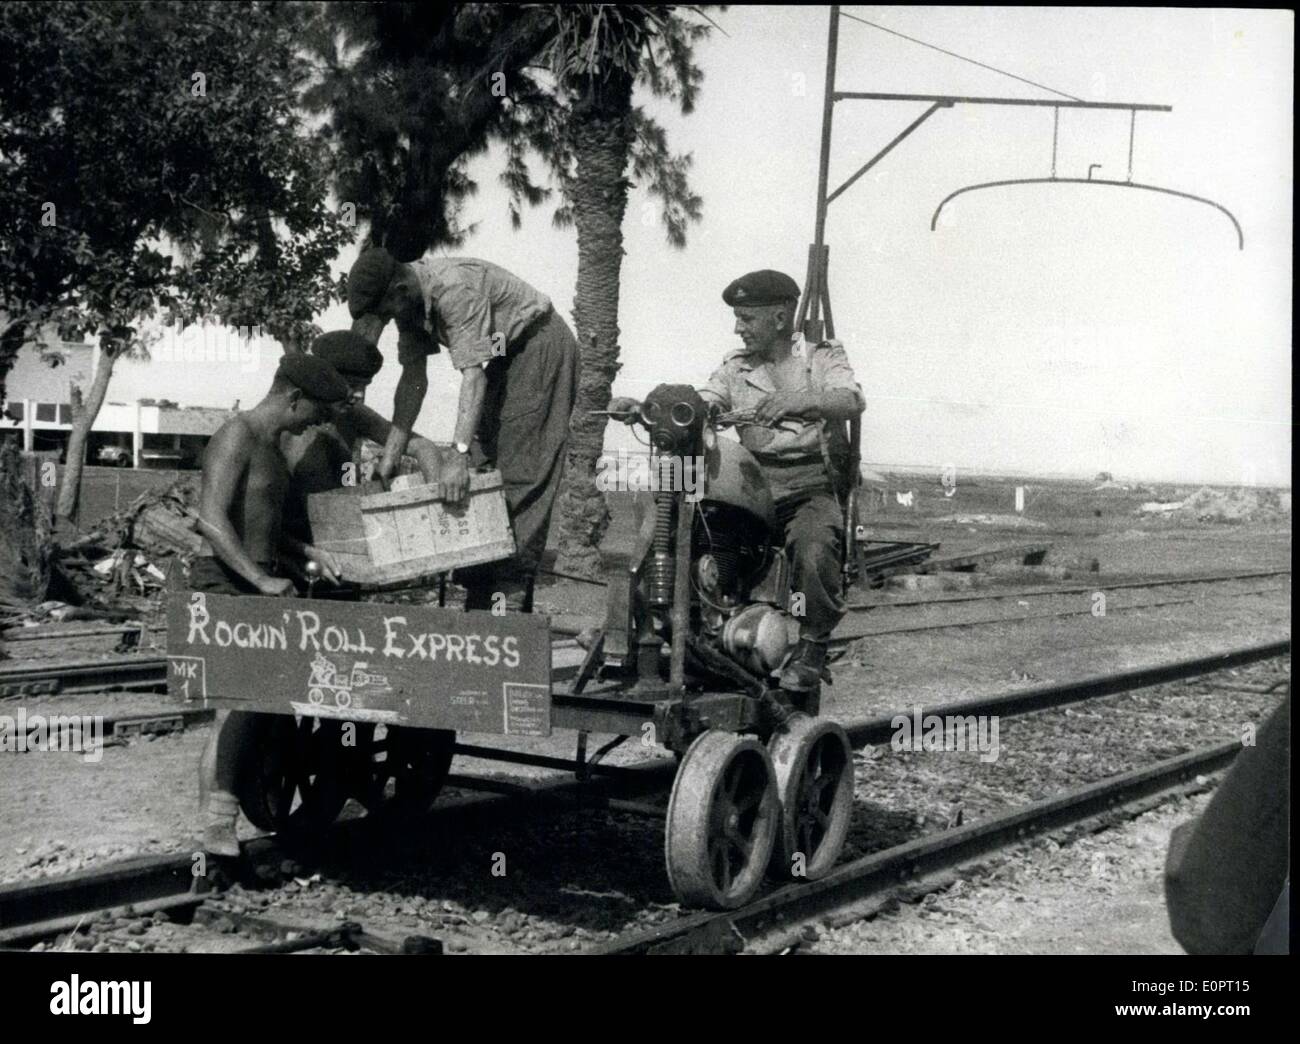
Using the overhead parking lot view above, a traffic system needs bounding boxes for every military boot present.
[201,791,242,858]
[779,638,830,700]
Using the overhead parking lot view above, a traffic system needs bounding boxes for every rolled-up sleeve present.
[817,340,865,411]
[395,315,440,367]
[698,364,733,410]
[434,281,498,370]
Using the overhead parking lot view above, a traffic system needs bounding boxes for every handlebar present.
[590,405,801,433]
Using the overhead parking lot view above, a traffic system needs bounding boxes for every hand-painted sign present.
[167,592,551,736]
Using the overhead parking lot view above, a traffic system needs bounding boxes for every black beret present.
[347,246,398,319]
[722,269,801,307]
[310,330,383,379]
[275,353,350,403]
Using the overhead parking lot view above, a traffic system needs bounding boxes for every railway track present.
[832,584,1286,644]
[0,655,171,698]
[844,567,1291,613]
[0,639,1286,952]
[588,740,1242,954]
[0,756,675,950]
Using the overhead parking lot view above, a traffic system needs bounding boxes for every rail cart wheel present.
[665,730,779,910]
[236,715,349,836]
[351,725,456,817]
[766,714,854,882]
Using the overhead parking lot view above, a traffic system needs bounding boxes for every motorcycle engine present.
[720,603,799,675]
[693,504,797,675]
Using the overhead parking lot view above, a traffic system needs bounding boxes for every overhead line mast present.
[796,6,1240,342]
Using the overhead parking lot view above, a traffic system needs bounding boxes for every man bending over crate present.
[192,353,352,856]
[347,249,579,609]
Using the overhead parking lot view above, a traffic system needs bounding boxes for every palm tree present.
[303,3,557,259]
[516,5,718,577]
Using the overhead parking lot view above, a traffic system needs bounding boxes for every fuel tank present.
[703,436,776,530]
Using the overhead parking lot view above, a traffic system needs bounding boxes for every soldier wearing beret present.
[610,269,864,698]
[347,248,579,608]
[191,352,354,855]
[280,330,447,590]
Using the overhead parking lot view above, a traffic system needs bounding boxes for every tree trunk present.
[554,75,635,578]
[0,439,52,612]
[55,338,121,524]
[0,317,30,406]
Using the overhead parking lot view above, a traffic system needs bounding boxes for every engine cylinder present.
[721,604,798,675]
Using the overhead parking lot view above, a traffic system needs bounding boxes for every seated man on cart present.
[610,269,864,699]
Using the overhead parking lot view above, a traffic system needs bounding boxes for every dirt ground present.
[0,475,1289,953]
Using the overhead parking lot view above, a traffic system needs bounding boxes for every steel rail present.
[832,587,1284,644]
[834,594,1196,642]
[845,568,1292,613]
[838,639,1289,747]
[587,740,1242,955]
[1,624,155,643]
[0,656,171,697]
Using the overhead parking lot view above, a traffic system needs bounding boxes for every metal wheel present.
[665,730,779,910]
[236,715,349,836]
[767,714,854,882]
[350,724,456,818]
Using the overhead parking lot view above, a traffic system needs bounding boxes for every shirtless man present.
[192,353,352,856]
[281,330,446,577]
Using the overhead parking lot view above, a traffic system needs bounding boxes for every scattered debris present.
[0,476,201,631]
[1137,487,1290,523]
[1173,486,1290,523]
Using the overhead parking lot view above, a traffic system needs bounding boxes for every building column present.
[132,400,143,469]
[22,399,33,451]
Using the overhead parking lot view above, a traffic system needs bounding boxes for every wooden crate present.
[307,470,515,586]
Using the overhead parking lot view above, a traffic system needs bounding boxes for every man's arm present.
[379,355,429,481]
[197,424,289,594]
[349,404,443,485]
[754,341,864,425]
[697,363,734,415]
[440,365,487,502]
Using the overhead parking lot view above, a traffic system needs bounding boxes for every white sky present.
[106,6,1293,486]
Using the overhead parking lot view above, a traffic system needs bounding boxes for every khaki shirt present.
[699,336,863,498]
[404,257,553,371]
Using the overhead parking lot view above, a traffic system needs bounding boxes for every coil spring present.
[648,459,678,605]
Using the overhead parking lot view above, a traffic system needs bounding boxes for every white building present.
[2,342,228,468]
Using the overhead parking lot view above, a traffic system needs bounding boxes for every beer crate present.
[307,470,515,586]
